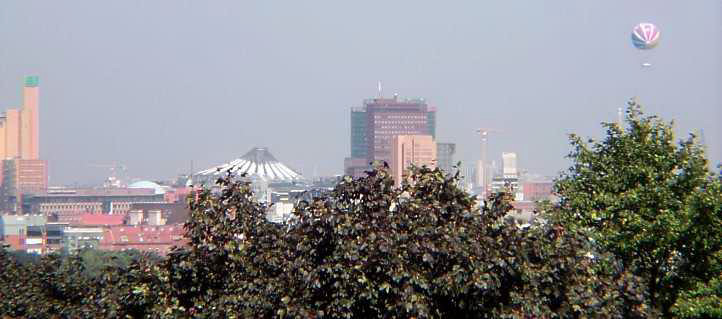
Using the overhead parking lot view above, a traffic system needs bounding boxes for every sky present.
[0,1,720,185]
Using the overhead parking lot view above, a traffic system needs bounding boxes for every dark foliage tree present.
[148,166,650,318]
[0,250,96,317]
[554,100,722,317]
[1,165,652,318]
[0,247,159,318]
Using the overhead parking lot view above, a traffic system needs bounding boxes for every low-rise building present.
[521,180,554,202]
[344,157,369,179]
[45,223,66,253]
[0,214,46,252]
[490,176,523,201]
[22,187,165,221]
[63,227,104,253]
[100,225,185,255]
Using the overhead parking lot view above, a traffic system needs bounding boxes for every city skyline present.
[1,1,719,185]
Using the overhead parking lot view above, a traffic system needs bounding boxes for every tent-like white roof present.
[196,147,303,182]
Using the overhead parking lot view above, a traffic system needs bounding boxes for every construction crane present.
[475,128,502,196]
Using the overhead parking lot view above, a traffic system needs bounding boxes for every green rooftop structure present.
[24,76,39,87]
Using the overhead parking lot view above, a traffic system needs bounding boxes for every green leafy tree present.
[671,250,722,318]
[554,99,722,316]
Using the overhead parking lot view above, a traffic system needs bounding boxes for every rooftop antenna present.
[377,81,383,98]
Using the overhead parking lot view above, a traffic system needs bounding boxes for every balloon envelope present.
[632,23,660,50]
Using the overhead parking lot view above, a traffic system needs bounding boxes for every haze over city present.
[2,2,722,317]
[1,1,719,184]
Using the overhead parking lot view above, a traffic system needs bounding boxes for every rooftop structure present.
[128,180,167,195]
[195,147,303,183]
[77,213,126,226]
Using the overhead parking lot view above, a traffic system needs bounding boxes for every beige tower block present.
[21,85,39,160]
[390,135,437,186]
[5,109,21,159]
[0,115,7,160]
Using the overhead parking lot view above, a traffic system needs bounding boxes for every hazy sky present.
[1,1,720,185]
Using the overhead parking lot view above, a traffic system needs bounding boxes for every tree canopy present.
[1,165,652,318]
[554,99,722,317]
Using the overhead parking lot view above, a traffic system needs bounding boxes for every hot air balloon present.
[631,23,660,50]
[631,23,660,67]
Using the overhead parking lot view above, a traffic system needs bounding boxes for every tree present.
[554,99,722,316]
[277,166,650,318]
[0,247,159,318]
[671,252,722,319]
[1,166,652,317]
[0,249,97,317]
[153,166,650,317]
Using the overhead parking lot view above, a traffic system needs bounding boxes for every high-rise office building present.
[345,94,436,177]
[390,135,436,185]
[350,107,368,160]
[366,97,435,164]
[436,143,456,175]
